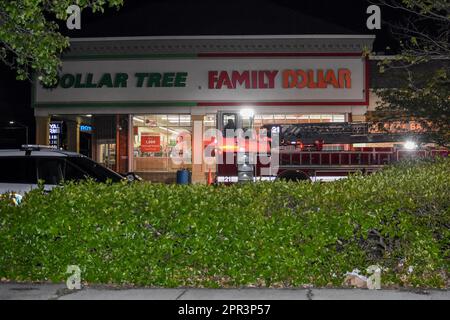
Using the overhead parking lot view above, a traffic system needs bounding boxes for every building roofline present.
[65,34,376,56]
[370,54,450,60]
[69,34,376,42]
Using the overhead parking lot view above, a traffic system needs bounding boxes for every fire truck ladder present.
[259,122,427,179]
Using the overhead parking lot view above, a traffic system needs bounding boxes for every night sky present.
[62,0,399,52]
[0,0,403,147]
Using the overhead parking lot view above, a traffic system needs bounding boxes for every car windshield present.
[66,156,123,183]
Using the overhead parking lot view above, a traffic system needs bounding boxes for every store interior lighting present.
[240,108,255,118]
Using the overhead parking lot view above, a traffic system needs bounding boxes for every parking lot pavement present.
[0,283,448,300]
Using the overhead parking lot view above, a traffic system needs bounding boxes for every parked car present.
[0,145,126,196]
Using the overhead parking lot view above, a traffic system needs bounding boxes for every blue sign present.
[80,125,92,132]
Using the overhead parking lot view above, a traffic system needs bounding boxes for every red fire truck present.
[212,112,448,183]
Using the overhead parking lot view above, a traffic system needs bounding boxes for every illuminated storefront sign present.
[52,68,352,90]
[80,125,92,132]
[207,69,352,89]
[53,72,188,89]
[49,121,62,148]
[35,56,367,105]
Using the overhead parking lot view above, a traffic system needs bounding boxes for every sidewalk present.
[0,283,448,300]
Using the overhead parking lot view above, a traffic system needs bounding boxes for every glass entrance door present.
[98,142,116,171]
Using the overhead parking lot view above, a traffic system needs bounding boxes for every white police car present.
[0,145,125,197]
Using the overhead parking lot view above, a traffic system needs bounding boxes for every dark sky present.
[1,0,403,146]
[62,0,399,52]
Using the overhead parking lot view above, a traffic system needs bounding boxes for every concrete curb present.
[1,283,448,300]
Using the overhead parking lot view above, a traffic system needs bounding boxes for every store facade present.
[33,35,375,183]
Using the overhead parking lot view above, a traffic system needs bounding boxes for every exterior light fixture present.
[404,141,418,150]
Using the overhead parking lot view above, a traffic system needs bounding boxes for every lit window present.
[132,114,192,172]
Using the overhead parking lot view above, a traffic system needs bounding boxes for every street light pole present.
[9,121,29,145]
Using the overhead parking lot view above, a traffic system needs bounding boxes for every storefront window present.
[132,114,192,172]
[204,114,216,129]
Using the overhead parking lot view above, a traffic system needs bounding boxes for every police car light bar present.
[20,144,57,151]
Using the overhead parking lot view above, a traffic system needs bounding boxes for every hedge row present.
[0,159,449,288]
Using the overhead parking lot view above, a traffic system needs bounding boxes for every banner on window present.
[140,134,160,152]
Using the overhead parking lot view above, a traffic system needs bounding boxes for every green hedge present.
[0,159,449,288]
